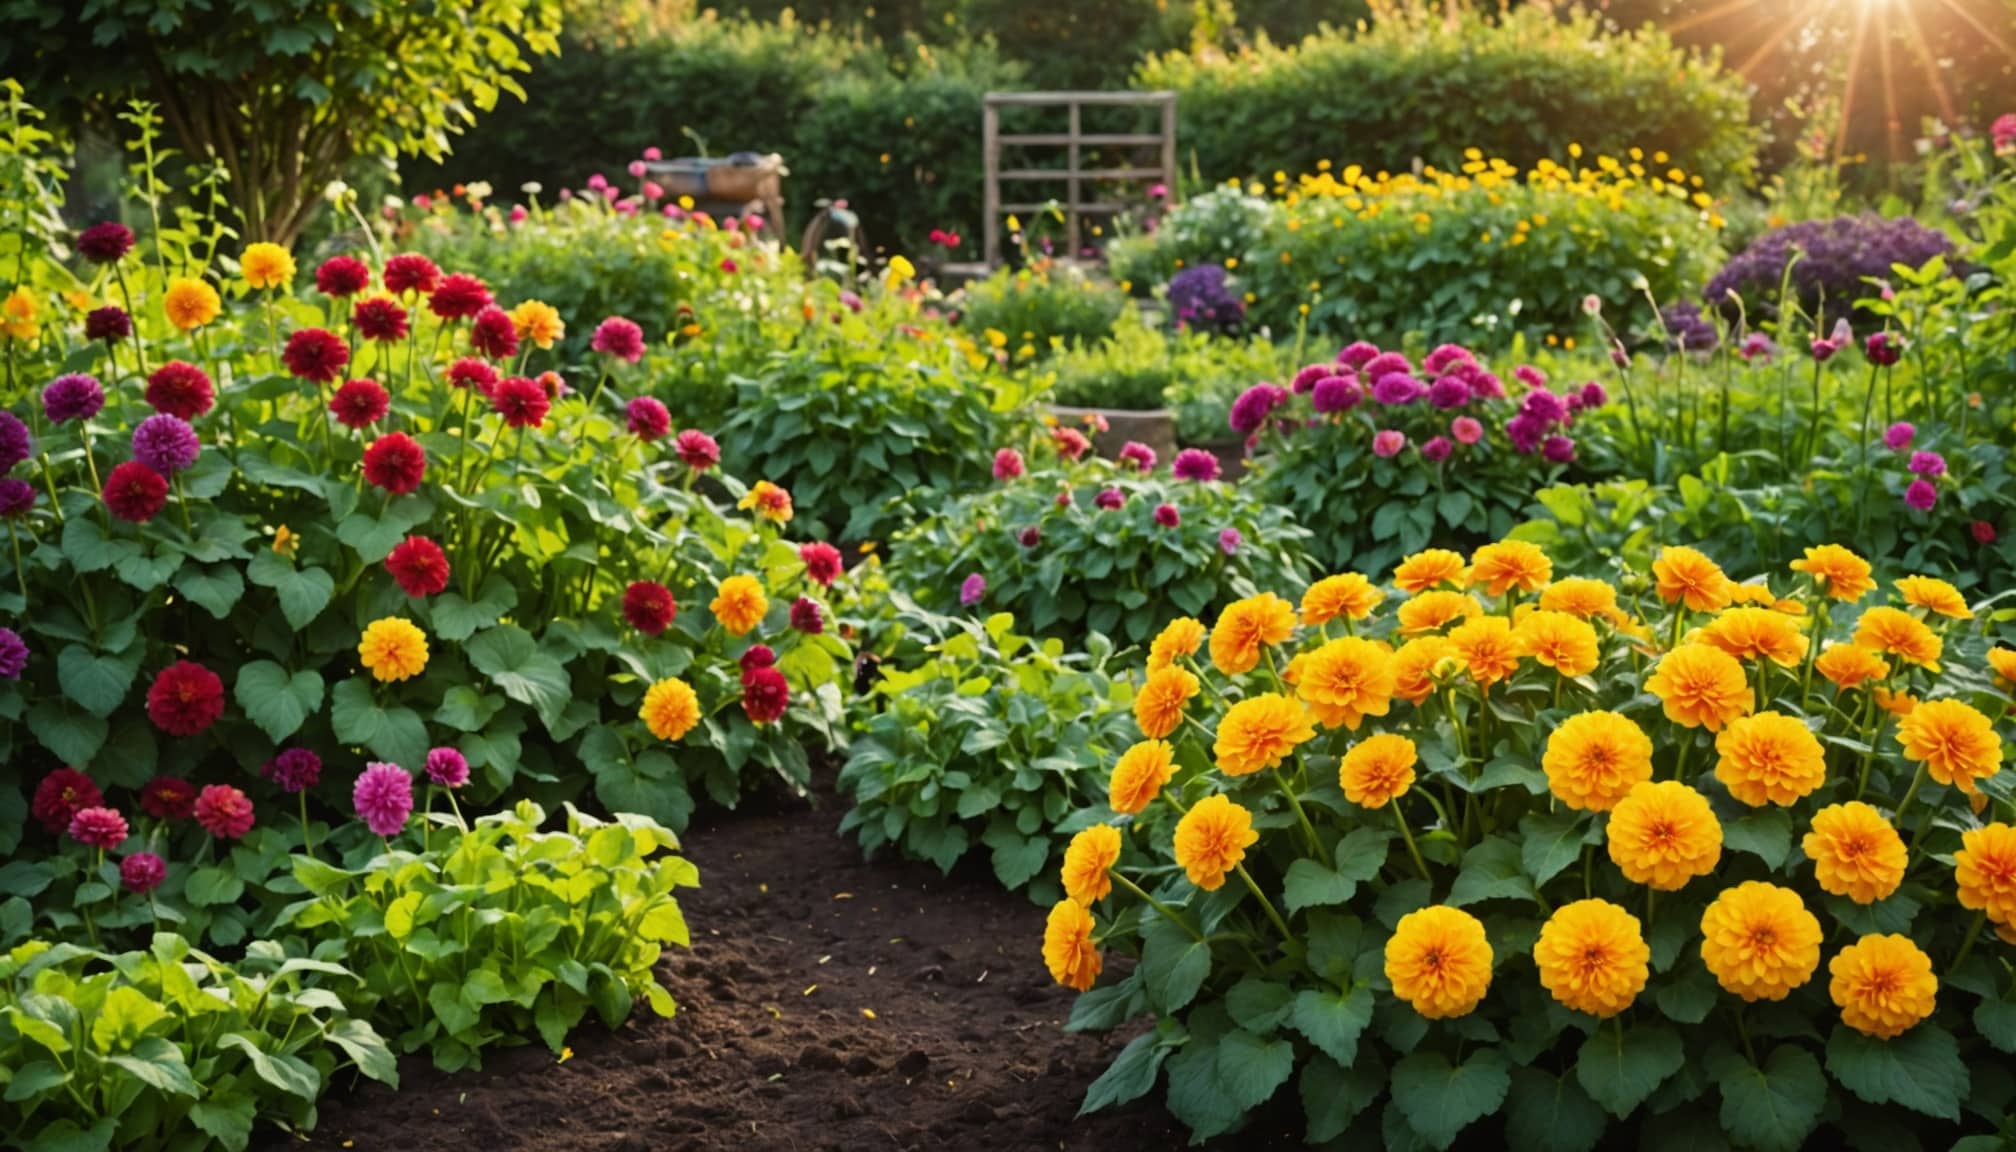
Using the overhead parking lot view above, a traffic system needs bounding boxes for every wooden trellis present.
[981,91,1178,268]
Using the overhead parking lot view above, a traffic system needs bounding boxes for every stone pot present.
[1051,404,1178,464]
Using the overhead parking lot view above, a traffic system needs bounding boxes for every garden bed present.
[258,779,1221,1151]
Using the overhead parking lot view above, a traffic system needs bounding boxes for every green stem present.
[1110,870,1204,943]
[1275,770,1329,868]
[1393,800,1431,882]
[1235,863,1293,942]
[1949,911,1988,980]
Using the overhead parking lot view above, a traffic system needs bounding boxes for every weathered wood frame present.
[981,91,1178,268]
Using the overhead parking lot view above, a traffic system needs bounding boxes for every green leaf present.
[428,575,518,642]
[1079,1031,1168,1116]
[26,699,107,765]
[1164,1037,1243,1141]
[246,550,334,629]
[1504,1066,1608,1152]
[1283,858,1360,914]
[466,625,572,727]
[185,866,244,907]
[1722,808,1793,869]
[1519,809,1591,887]
[385,892,422,941]
[1576,1021,1683,1118]
[427,980,481,1035]
[1290,985,1374,1067]
[1975,996,2016,1054]
[3,1059,69,1102]
[291,855,354,896]
[105,1036,200,1098]
[1716,1045,1825,1152]
[20,1118,116,1152]
[1446,836,1536,907]
[218,1032,322,1099]
[1301,1053,1382,1143]
[172,563,245,619]
[234,661,324,742]
[1215,1029,1294,1110]
[56,645,137,719]
[90,986,168,1052]
[1390,1047,1511,1151]
[189,1093,257,1148]
[1654,961,1719,1025]
[330,676,428,769]
[1141,917,1212,1014]
[988,832,1048,891]
[1225,979,1294,1033]
[1824,1023,1967,1120]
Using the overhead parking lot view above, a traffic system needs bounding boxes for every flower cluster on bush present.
[1702,214,1957,325]
[1049,536,2016,1147]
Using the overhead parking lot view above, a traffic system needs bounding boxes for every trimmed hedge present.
[1136,4,1759,193]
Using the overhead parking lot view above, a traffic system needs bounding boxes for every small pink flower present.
[1451,417,1484,445]
[354,762,415,838]
[993,447,1025,481]
[720,258,738,274]
[67,806,129,849]
[1095,488,1127,510]
[959,573,986,607]
[1118,441,1157,472]
[121,851,166,894]
[508,205,528,224]
[643,146,663,162]
[1884,422,1915,451]
[1421,436,1453,462]
[1372,430,1406,457]
[628,160,647,178]
[1218,528,1242,555]
[194,784,255,840]
[1153,503,1180,528]
[1905,478,1938,511]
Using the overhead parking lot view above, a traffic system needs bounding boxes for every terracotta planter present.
[1051,405,1179,464]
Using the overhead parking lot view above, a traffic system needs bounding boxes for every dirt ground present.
[258,783,1287,1152]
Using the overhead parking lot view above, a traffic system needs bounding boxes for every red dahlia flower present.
[31,768,102,834]
[315,255,372,297]
[362,432,427,495]
[741,666,789,724]
[490,376,550,429]
[675,429,720,471]
[77,221,136,264]
[470,306,519,360]
[103,461,170,523]
[382,253,442,296]
[385,535,451,597]
[67,806,129,849]
[139,776,198,821]
[798,542,842,587]
[144,361,215,420]
[739,644,777,673]
[448,357,499,393]
[625,396,671,441]
[146,660,225,736]
[592,316,646,363]
[330,379,391,429]
[621,581,677,635]
[428,272,492,320]
[790,596,824,634]
[282,327,350,383]
[352,296,410,343]
[193,783,256,840]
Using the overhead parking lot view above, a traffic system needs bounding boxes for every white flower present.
[322,179,351,205]
[1581,294,1602,316]
[521,181,543,196]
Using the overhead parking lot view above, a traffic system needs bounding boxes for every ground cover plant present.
[1047,537,2016,1148]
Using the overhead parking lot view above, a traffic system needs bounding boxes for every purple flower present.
[1739,333,1776,362]
[1884,422,1915,451]
[131,414,201,475]
[1153,503,1180,528]
[1336,342,1380,370]
[1426,376,1471,410]
[0,413,32,473]
[1217,527,1242,555]
[262,748,323,794]
[1290,363,1332,394]
[424,747,470,789]
[1520,389,1569,426]
[1706,214,1955,324]
[1018,526,1041,548]
[1095,487,1127,510]
[0,478,34,519]
[1660,302,1720,352]
[1311,375,1361,414]
[959,573,986,607]
[1422,344,1474,375]
[1506,413,1548,454]
[1421,436,1453,462]
[1118,441,1157,472]
[120,851,166,894]
[1514,365,1548,389]
[1578,382,1608,409]
[353,762,415,838]
[790,596,824,634]
[1908,450,1947,477]
[1864,332,1903,367]
[1361,352,1412,381]
[1172,448,1221,482]
[1905,478,1938,511]
[1372,429,1406,458]
[0,627,26,678]
[1372,374,1422,406]
[85,306,132,343]
[42,374,105,424]
[1167,266,1245,336]
[1467,371,1506,402]
[1543,435,1578,464]
[1228,383,1289,435]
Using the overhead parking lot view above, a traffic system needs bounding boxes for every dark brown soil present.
[259,784,1247,1152]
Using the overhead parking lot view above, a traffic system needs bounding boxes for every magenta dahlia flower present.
[353,762,415,837]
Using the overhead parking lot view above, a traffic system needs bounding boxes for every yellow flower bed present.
[1053,539,2011,1146]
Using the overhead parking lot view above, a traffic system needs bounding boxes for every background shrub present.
[1701,214,1959,325]
[1136,4,1759,194]
[957,264,1129,358]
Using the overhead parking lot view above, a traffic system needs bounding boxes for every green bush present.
[957,263,1129,360]
[1048,310,1293,438]
[403,16,1020,256]
[884,455,1313,645]
[1137,3,1759,193]
[839,609,1137,901]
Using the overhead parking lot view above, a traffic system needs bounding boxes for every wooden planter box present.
[1052,405,1178,464]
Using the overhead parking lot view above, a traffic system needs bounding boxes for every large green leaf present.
[1301,1053,1382,1143]
[1390,1047,1510,1151]
[466,624,571,726]
[1079,1030,1169,1116]
[1715,1045,1825,1152]
[1141,917,1212,1014]
[1504,1065,1608,1152]
[217,1032,322,1100]
[1576,1021,1684,1118]
[1290,985,1373,1067]
[172,563,245,619]
[329,676,428,769]
[1215,1029,1294,1111]
[1824,1023,1967,1120]
[234,661,324,742]
[246,549,335,629]
[55,644,137,719]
